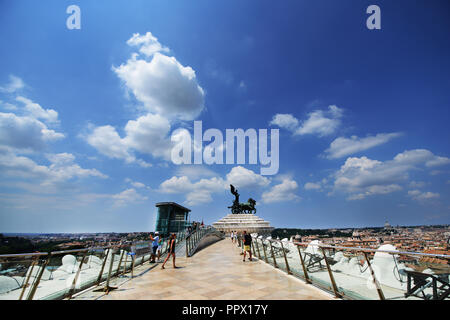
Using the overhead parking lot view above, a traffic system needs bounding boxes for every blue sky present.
[0,0,449,233]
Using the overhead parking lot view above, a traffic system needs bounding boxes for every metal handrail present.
[291,241,450,259]
[0,252,49,258]
[49,248,90,255]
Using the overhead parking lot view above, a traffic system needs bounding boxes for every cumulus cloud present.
[304,182,321,190]
[86,125,136,163]
[113,32,205,120]
[175,165,217,180]
[112,188,148,207]
[16,96,59,124]
[270,105,343,137]
[160,175,226,205]
[0,112,64,152]
[332,149,450,200]
[325,132,402,159]
[408,190,440,202]
[261,178,300,204]
[0,75,25,93]
[87,31,205,166]
[123,113,171,160]
[126,32,170,56]
[226,166,270,189]
[85,114,172,167]
[269,114,299,132]
[0,151,107,187]
[159,166,271,206]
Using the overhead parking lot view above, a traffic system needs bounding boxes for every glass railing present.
[251,236,450,300]
[0,235,189,300]
[185,227,223,257]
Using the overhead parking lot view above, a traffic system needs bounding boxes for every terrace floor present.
[75,239,335,300]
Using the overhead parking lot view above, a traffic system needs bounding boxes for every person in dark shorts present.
[243,231,252,262]
[162,233,177,269]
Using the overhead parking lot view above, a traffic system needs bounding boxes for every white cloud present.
[304,182,321,190]
[0,75,25,93]
[160,175,226,205]
[0,151,107,187]
[325,132,402,159]
[295,105,343,137]
[113,32,205,120]
[332,149,450,200]
[126,32,170,57]
[175,165,217,180]
[269,114,299,132]
[262,178,300,204]
[131,181,146,188]
[270,105,343,137]
[16,96,59,124]
[409,180,426,188]
[0,112,64,152]
[394,149,450,167]
[86,125,135,163]
[85,113,172,167]
[185,192,213,206]
[408,189,440,202]
[112,188,148,207]
[226,166,270,189]
[123,113,171,160]
[159,166,271,206]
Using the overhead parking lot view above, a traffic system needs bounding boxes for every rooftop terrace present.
[74,238,333,300]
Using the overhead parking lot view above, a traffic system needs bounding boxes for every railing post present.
[279,241,292,274]
[269,240,278,268]
[320,246,341,298]
[27,254,51,300]
[261,239,269,263]
[251,240,256,256]
[68,250,88,299]
[115,250,125,276]
[19,256,37,300]
[102,249,118,294]
[96,248,110,285]
[122,253,129,276]
[255,238,262,259]
[186,236,189,258]
[131,254,135,278]
[296,244,311,283]
[363,251,385,300]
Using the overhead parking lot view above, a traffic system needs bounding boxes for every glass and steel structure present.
[155,202,191,236]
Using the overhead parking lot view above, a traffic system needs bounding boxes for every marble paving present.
[80,239,335,300]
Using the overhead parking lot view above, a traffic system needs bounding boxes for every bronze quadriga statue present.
[227,184,256,214]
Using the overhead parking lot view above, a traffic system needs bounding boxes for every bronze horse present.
[228,184,257,214]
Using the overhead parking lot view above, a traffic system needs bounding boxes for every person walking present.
[162,233,177,269]
[242,231,252,262]
[230,231,234,243]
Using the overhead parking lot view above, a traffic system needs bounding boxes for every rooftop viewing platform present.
[1,227,449,301]
[74,237,333,300]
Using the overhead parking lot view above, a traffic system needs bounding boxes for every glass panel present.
[318,247,377,300]
[0,254,47,300]
[271,240,287,272]
[31,249,92,300]
[296,243,335,294]
[285,242,305,279]
[263,239,275,267]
